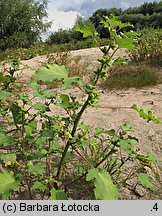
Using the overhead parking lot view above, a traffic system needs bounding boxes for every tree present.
[89,8,123,38]
[89,1,162,33]
[47,29,76,44]
[47,15,96,45]
[89,9,111,38]
[0,0,51,50]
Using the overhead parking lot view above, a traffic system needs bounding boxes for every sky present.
[47,0,161,32]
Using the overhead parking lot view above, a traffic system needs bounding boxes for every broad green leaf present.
[0,90,11,100]
[146,152,162,163]
[10,103,23,125]
[105,129,116,136]
[0,170,20,198]
[31,64,68,82]
[35,137,47,148]
[0,130,13,147]
[131,104,161,124]
[55,190,68,200]
[121,123,132,132]
[137,173,155,191]
[63,76,82,89]
[41,130,54,138]
[102,16,133,30]
[0,154,16,163]
[32,181,47,192]
[41,149,48,155]
[119,137,138,154]
[25,124,33,136]
[49,188,68,200]
[128,136,138,146]
[49,188,56,200]
[30,64,82,89]
[86,168,118,200]
[27,162,46,175]
[29,82,41,90]
[33,103,50,112]
[94,127,105,136]
[119,140,132,154]
[27,149,48,160]
[73,24,96,38]
[42,90,56,99]
[112,31,135,50]
[78,123,91,133]
[24,121,37,136]
[60,94,70,108]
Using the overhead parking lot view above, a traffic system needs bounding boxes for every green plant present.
[5,46,44,61]
[47,52,88,78]
[0,16,161,200]
[129,29,162,66]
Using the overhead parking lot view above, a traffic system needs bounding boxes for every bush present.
[129,29,162,66]
[3,45,44,60]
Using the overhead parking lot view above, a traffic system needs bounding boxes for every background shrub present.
[129,29,162,66]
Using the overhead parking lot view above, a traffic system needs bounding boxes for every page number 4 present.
[151,203,158,212]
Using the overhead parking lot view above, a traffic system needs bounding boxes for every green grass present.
[100,63,162,90]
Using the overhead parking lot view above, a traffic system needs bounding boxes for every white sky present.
[47,7,81,32]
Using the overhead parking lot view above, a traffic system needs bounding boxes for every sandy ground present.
[17,47,162,159]
[13,47,162,199]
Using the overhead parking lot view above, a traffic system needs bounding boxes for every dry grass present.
[99,63,162,90]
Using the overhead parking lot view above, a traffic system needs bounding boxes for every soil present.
[15,47,162,199]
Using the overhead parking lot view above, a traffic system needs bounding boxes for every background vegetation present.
[48,1,162,47]
[0,0,50,50]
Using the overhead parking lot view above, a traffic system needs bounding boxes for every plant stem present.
[46,139,51,177]
[56,95,91,179]
[111,157,130,176]
[57,36,120,181]
[64,146,116,187]
[26,178,33,199]
[72,145,94,169]
[21,112,25,149]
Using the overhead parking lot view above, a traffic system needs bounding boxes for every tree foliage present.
[89,1,162,38]
[47,16,95,45]
[47,1,162,45]
[0,0,50,50]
